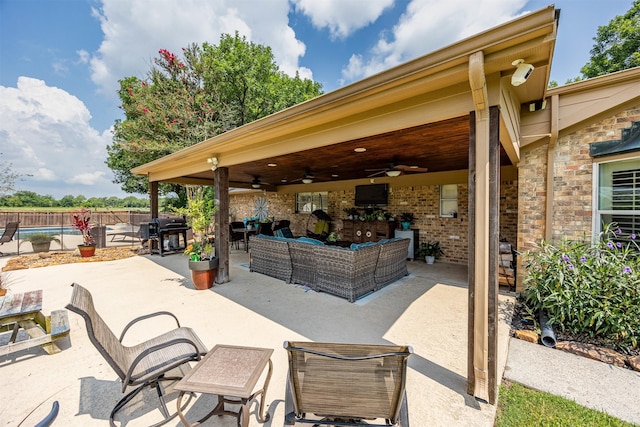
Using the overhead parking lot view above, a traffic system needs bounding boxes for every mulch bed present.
[510,296,640,358]
[2,247,145,271]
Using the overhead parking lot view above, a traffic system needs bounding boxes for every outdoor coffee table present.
[175,344,274,427]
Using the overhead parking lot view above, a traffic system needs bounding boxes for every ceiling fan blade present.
[367,170,386,178]
[364,168,387,172]
[396,165,428,172]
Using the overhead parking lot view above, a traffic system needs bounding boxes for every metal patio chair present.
[284,341,412,427]
[66,283,208,427]
[0,221,19,256]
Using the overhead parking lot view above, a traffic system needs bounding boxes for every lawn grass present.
[495,381,635,427]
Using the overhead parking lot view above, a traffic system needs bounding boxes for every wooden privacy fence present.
[0,211,152,229]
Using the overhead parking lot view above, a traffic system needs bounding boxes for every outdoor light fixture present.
[511,59,534,86]
[385,170,402,177]
[207,156,219,171]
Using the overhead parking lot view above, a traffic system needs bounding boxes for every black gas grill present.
[140,217,190,256]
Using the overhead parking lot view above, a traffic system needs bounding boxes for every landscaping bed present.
[2,246,142,271]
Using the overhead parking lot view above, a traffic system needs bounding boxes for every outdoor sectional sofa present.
[249,234,410,302]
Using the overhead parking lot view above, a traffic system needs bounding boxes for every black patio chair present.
[230,221,246,250]
[0,221,19,256]
[66,283,208,426]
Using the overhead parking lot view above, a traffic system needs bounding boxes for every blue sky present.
[0,0,634,198]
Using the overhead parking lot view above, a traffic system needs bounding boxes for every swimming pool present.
[0,226,114,238]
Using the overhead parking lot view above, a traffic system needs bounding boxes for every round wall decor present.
[253,196,269,220]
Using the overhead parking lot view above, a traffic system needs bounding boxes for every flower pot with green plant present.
[21,232,61,253]
[71,208,96,257]
[399,212,414,230]
[418,241,444,264]
[343,207,359,220]
[173,186,219,290]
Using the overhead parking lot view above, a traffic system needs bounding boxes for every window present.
[595,157,640,239]
[296,192,328,213]
[440,184,458,217]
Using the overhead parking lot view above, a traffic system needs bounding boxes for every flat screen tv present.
[355,183,388,207]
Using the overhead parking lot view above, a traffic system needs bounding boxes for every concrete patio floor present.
[0,249,514,426]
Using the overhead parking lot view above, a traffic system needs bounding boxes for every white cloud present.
[0,77,124,198]
[76,49,90,64]
[341,0,528,83]
[89,0,310,96]
[292,0,394,39]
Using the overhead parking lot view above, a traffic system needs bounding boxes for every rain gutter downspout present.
[545,94,559,241]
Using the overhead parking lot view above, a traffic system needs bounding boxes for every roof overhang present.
[132,5,559,189]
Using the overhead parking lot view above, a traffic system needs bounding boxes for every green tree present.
[0,153,23,196]
[107,34,323,196]
[581,0,640,78]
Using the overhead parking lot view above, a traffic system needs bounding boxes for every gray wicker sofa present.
[249,235,409,302]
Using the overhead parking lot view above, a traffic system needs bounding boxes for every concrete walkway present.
[504,336,640,425]
[0,252,513,426]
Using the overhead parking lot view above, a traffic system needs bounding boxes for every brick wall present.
[231,179,518,265]
[517,105,640,289]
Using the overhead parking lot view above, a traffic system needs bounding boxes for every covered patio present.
[132,5,559,403]
[0,251,514,426]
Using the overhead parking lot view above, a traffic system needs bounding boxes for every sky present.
[0,0,635,199]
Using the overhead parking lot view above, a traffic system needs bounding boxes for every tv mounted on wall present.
[355,183,388,207]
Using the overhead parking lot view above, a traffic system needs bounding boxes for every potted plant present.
[418,241,444,264]
[173,186,218,290]
[343,207,359,220]
[0,271,9,296]
[327,231,341,243]
[71,208,96,257]
[399,212,414,230]
[21,232,61,253]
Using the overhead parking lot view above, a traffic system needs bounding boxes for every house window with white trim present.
[596,157,640,239]
[296,192,328,213]
[440,184,458,217]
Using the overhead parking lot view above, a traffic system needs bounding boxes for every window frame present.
[439,184,458,218]
[295,192,328,213]
[592,155,640,241]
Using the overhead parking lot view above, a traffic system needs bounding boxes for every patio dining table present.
[232,226,257,253]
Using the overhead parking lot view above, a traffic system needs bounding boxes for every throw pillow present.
[298,236,325,245]
[276,227,294,239]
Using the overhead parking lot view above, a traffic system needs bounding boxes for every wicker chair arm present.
[119,311,181,342]
[123,338,202,387]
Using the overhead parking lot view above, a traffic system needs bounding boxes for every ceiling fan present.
[290,170,315,184]
[251,176,272,189]
[366,161,428,178]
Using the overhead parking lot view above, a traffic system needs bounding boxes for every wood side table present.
[175,344,274,427]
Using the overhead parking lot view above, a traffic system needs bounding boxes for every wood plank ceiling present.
[189,115,512,189]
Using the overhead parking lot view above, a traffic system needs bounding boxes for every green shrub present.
[522,224,640,351]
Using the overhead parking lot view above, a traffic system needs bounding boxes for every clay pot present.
[188,258,219,290]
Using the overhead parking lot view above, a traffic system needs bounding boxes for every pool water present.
[0,226,97,237]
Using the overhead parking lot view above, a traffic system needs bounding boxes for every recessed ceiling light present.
[281,178,288,183]
[267,163,277,167]
[354,147,366,152]
[409,165,419,169]
[331,174,339,178]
